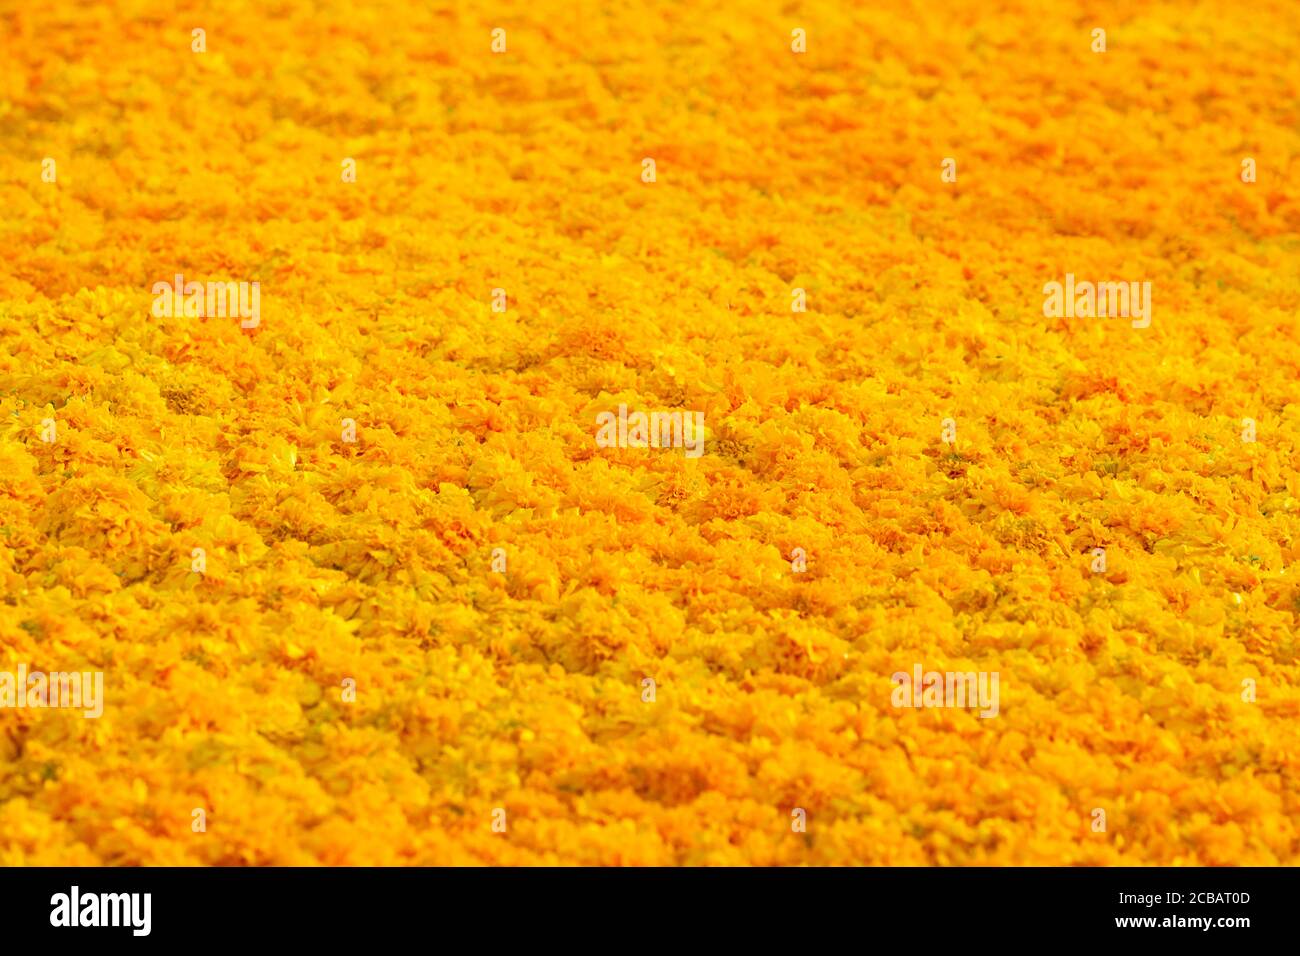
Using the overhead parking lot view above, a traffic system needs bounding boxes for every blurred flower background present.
[0,0,1298,864]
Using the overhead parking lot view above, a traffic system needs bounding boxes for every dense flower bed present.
[0,0,1298,864]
